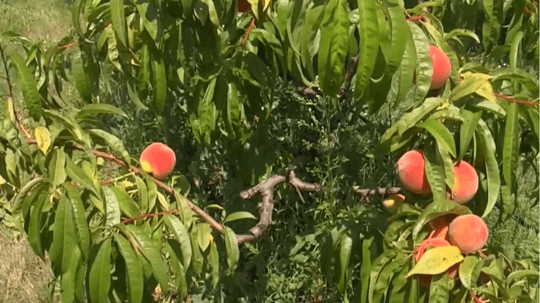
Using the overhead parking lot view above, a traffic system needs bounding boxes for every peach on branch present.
[382,194,405,213]
[429,45,451,90]
[396,150,431,195]
[448,161,479,204]
[448,214,489,254]
[139,142,176,180]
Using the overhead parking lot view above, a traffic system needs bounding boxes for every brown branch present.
[0,43,13,97]
[121,209,178,225]
[494,93,538,108]
[59,42,77,49]
[241,18,256,50]
[354,186,402,202]
[236,170,323,245]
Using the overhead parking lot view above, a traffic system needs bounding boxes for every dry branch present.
[236,170,323,245]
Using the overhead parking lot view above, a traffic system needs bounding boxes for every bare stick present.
[236,170,323,245]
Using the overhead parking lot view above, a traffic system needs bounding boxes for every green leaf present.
[209,240,219,288]
[134,0,159,40]
[152,53,167,114]
[103,187,121,228]
[48,195,79,303]
[143,173,157,211]
[165,242,188,299]
[318,0,349,97]
[373,253,408,303]
[501,102,519,221]
[429,273,450,303]
[125,224,169,294]
[197,223,211,252]
[223,211,257,224]
[88,129,130,164]
[354,0,379,99]
[189,226,204,275]
[409,22,433,106]
[395,25,417,107]
[482,0,503,53]
[27,189,48,258]
[135,176,148,213]
[164,215,192,268]
[357,237,373,303]
[12,178,47,232]
[110,186,141,218]
[77,104,128,119]
[336,234,352,294]
[72,51,92,103]
[384,0,408,75]
[114,234,144,303]
[49,148,67,186]
[412,199,471,240]
[111,0,128,47]
[459,109,481,160]
[65,156,98,195]
[10,53,42,121]
[72,0,85,36]
[507,270,540,284]
[491,68,539,96]
[476,119,500,218]
[89,238,112,303]
[424,144,447,203]
[223,226,239,273]
[368,249,397,303]
[418,120,457,157]
[62,184,91,260]
[459,255,485,289]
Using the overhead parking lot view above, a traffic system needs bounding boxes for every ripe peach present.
[238,0,251,13]
[396,150,431,195]
[448,214,488,254]
[139,142,176,180]
[382,194,405,213]
[428,214,458,239]
[429,45,451,90]
[448,161,479,204]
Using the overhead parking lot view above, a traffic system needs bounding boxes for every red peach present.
[448,161,479,204]
[429,45,451,90]
[448,214,489,254]
[139,142,176,180]
[396,150,431,195]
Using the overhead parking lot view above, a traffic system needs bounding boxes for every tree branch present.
[236,170,323,245]
[495,93,538,108]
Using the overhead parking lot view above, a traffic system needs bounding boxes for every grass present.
[0,1,71,302]
[0,226,55,303]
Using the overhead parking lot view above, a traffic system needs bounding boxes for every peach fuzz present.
[448,214,489,254]
[429,45,451,90]
[139,142,176,180]
[396,150,431,195]
[449,161,479,204]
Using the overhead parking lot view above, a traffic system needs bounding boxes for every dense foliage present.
[0,0,539,302]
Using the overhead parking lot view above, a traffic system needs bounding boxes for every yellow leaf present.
[35,126,52,155]
[406,246,464,277]
[0,174,6,185]
[157,192,170,210]
[7,97,15,122]
[476,82,496,102]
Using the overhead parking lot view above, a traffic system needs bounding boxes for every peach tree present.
[0,0,538,302]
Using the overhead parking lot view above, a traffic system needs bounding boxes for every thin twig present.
[241,18,256,50]
[494,93,539,108]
